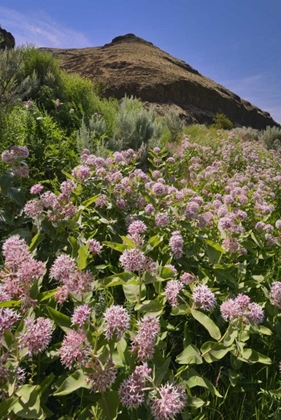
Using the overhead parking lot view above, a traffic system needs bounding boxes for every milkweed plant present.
[1,132,281,419]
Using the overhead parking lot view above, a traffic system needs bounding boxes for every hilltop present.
[40,33,278,129]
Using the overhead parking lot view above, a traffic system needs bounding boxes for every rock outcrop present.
[39,34,279,129]
[0,27,15,50]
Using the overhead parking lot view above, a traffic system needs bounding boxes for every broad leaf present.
[53,370,91,396]
[191,309,221,340]
[176,345,203,365]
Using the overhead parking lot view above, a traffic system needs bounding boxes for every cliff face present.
[0,27,15,50]
[40,34,279,129]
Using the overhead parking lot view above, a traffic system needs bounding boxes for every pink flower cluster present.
[19,317,52,355]
[270,282,281,308]
[0,308,20,339]
[104,305,130,340]
[50,254,94,300]
[0,235,45,301]
[192,284,216,312]
[86,357,117,392]
[165,280,184,306]
[151,382,186,420]
[59,330,89,368]
[71,304,91,327]
[119,363,151,409]
[220,293,264,324]
[131,315,160,360]
[169,231,184,259]
[24,181,78,222]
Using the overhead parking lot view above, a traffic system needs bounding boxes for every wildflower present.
[270,282,281,308]
[12,163,29,178]
[180,272,195,284]
[88,239,101,255]
[0,308,20,338]
[275,220,281,229]
[192,284,216,312]
[55,285,69,303]
[60,179,76,195]
[152,182,167,195]
[165,280,184,306]
[222,238,240,253]
[104,305,130,340]
[30,184,44,194]
[169,231,184,259]
[71,304,91,328]
[41,191,58,207]
[60,330,89,368]
[128,220,147,235]
[72,165,91,180]
[220,293,264,324]
[19,317,52,355]
[145,204,154,214]
[120,248,147,272]
[185,201,200,219]
[119,363,151,409]
[150,382,186,420]
[24,199,44,218]
[131,315,160,361]
[86,357,117,392]
[50,255,76,283]
[155,213,170,227]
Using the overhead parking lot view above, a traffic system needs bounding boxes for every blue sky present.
[1,0,281,123]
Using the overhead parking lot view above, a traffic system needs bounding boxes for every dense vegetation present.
[1,46,281,420]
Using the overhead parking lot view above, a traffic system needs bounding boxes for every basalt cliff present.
[40,34,279,129]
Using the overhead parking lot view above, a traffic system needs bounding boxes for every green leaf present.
[239,348,272,365]
[0,300,21,308]
[201,341,234,363]
[13,385,42,418]
[154,357,171,386]
[145,234,163,251]
[205,239,226,264]
[77,244,89,270]
[176,345,203,365]
[123,283,146,303]
[191,309,221,340]
[29,233,45,252]
[68,236,80,258]
[81,194,100,208]
[7,187,25,206]
[223,324,238,347]
[103,241,128,252]
[47,306,71,332]
[53,370,91,396]
[134,299,164,316]
[97,391,120,420]
[186,374,222,397]
[0,396,18,418]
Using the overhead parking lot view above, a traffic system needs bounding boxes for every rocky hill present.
[40,33,279,129]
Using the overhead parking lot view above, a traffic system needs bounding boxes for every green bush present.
[211,113,233,130]
[163,109,184,142]
[110,95,162,150]
[261,125,281,150]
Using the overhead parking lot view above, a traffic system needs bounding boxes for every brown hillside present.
[40,34,278,129]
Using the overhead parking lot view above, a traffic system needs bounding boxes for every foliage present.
[109,95,162,151]
[231,126,261,142]
[261,125,281,150]
[211,113,233,130]
[163,109,184,142]
[1,131,281,419]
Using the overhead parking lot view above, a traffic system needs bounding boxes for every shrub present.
[163,109,184,142]
[261,125,281,150]
[211,113,233,130]
[110,95,162,150]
